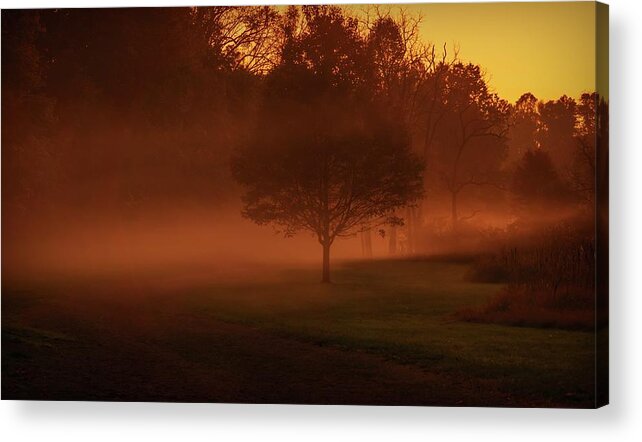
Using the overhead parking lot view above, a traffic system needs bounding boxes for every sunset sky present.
[390,1,598,102]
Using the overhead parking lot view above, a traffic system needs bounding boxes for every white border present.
[2,1,641,441]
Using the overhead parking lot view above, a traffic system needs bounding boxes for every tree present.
[232,108,423,282]
[511,149,573,215]
[364,12,432,254]
[366,16,414,256]
[3,7,277,220]
[232,6,424,282]
[537,95,577,173]
[192,6,280,74]
[507,92,540,164]
[570,92,598,203]
[431,63,509,232]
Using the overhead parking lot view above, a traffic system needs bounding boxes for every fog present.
[2,7,603,291]
[3,202,385,286]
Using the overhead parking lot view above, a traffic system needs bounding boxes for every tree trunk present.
[321,242,331,283]
[413,204,423,252]
[364,229,373,258]
[388,225,397,255]
[406,206,415,254]
[451,191,459,233]
[410,200,424,253]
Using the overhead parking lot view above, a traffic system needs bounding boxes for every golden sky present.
[398,1,598,102]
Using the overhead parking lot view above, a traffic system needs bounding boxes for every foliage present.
[232,6,425,281]
[511,149,574,210]
[232,111,424,241]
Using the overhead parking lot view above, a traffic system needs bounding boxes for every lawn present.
[187,258,599,406]
[2,258,601,406]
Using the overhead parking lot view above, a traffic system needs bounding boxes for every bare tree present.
[432,63,510,231]
[192,6,281,73]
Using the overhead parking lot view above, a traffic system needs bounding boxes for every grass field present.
[186,259,599,406]
[2,258,601,407]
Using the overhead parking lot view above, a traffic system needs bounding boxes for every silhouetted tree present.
[537,95,577,173]
[511,149,573,214]
[507,92,540,164]
[367,15,421,255]
[192,6,280,73]
[3,7,274,217]
[431,63,509,232]
[232,109,423,283]
[233,6,424,282]
[365,11,449,254]
[570,92,598,203]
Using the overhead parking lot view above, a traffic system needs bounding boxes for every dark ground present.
[2,260,599,407]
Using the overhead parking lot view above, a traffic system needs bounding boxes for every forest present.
[2,5,608,407]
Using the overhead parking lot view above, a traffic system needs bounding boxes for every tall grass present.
[460,219,603,330]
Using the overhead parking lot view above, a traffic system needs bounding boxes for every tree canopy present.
[232,6,424,282]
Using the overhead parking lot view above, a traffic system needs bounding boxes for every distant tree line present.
[2,6,606,280]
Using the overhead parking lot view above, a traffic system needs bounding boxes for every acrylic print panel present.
[1,2,608,408]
